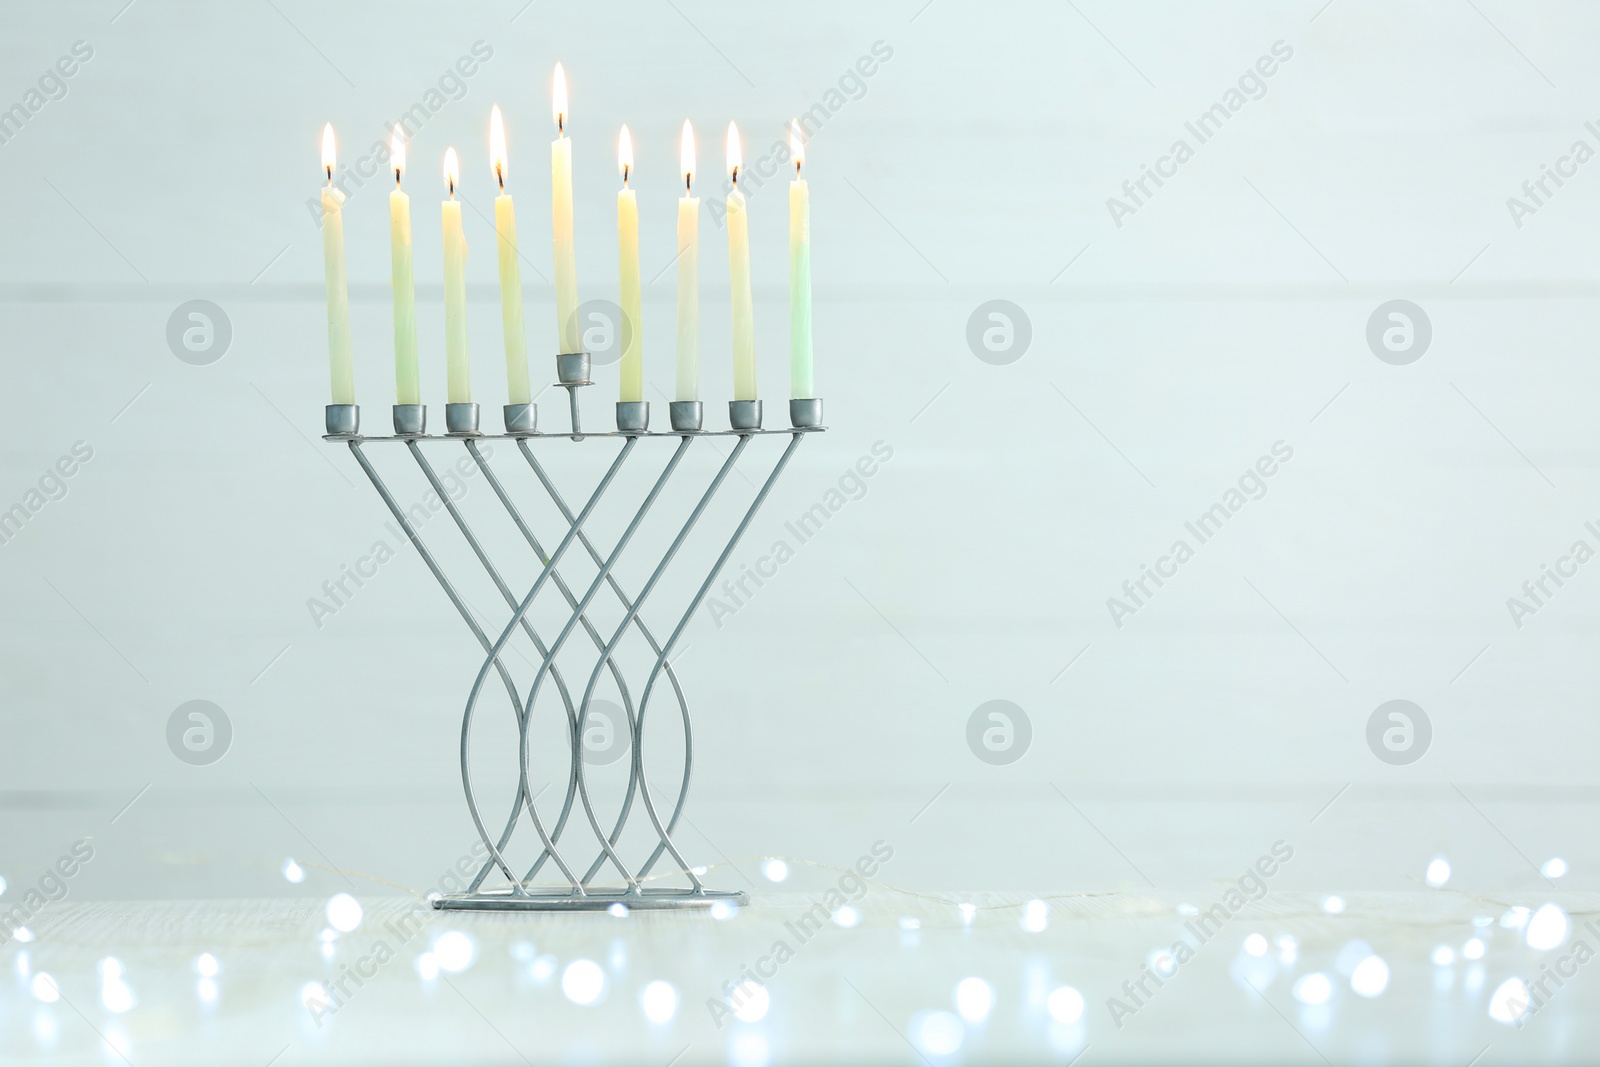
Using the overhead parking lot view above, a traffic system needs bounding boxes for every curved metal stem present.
[516,439,693,885]
[348,441,527,893]
[635,432,806,882]
[460,437,638,892]
[515,436,692,890]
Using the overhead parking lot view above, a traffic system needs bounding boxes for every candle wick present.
[449,177,455,198]
[623,164,630,186]
[325,164,332,184]
[795,160,802,178]
[685,173,692,193]
[558,115,564,136]
[394,168,401,187]
[731,165,739,186]
[496,164,504,191]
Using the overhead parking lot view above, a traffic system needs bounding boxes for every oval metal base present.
[432,887,749,912]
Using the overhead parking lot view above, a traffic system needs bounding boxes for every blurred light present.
[31,972,60,1003]
[1275,934,1299,964]
[1526,903,1569,951]
[415,953,439,981]
[1243,934,1269,957]
[1463,938,1486,960]
[1335,939,1374,976]
[510,941,536,962]
[101,978,134,1013]
[434,931,475,973]
[1501,906,1530,930]
[1465,962,1486,994]
[562,959,606,1005]
[1022,899,1048,933]
[730,1031,769,1067]
[898,917,921,931]
[1488,977,1531,1025]
[282,858,306,884]
[1047,985,1085,1025]
[299,981,329,1014]
[530,955,557,982]
[1321,896,1345,914]
[32,1008,58,1046]
[1149,949,1178,978]
[1350,956,1390,997]
[608,903,629,919]
[15,950,30,977]
[691,866,708,876]
[911,1010,964,1056]
[958,903,977,926]
[197,977,219,1006]
[1431,945,1456,966]
[194,953,220,978]
[1541,857,1568,879]
[1292,973,1332,1006]
[14,926,34,943]
[0,874,6,896]
[1425,856,1451,888]
[710,901,737,921]
[954,977,993,1022]
[641,979,678,1024]
[1176,902,1199,917]
[97,958,123,981]
[833,906,861,929]
[761,858,789,883]
[732,979,769,1022]
[326,894,362,933]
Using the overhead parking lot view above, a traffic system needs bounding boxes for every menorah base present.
[432,886,750,912]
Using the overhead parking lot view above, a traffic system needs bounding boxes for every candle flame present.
[680,120,695,191]
[552,63,568,134]
[789,119,804,175]
[443,147,460,197]
[618,124,633,184]
[726,121,741,184]
[390,125,406,183]
[489,104,508,189]
[321,123,336,181]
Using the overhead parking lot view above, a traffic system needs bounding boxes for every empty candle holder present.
[326,372,824,911]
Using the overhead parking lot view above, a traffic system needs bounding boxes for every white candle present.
[389,127,420,406]
[675,121,699,403]
[725,122,756,402]
[550,63,579,354]
[617,125,642,404]
[788,120,813,400]
[490,105,531,406]
[320,124,354,406]
[441,148,471,404]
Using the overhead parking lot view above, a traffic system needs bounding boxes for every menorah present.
[323,355,822,911]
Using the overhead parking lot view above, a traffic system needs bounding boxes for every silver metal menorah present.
[324,353,824,911]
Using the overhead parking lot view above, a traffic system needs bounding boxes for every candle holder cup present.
[325,404,360,437]
[393,404,426,436]
[504,403,537,435]
[327,371,824,911]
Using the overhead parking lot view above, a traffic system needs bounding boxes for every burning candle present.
[675,121,699,403]
[550,64,579,354]
[441,148,471,404]
[788,120,813,400]
[490,105,531,406]
[321,123,354,405]
[725,122,756,402]
[389,127,419,406]
[617,126,642,404]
